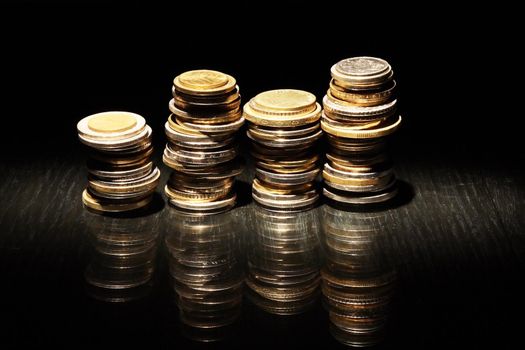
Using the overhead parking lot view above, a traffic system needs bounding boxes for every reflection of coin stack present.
[165,211,244,341]
[246,209,321,315]
[243,89,322,212]
[84,217,159,302]
[163,70,244,215]
[77,111,160,213]
[321,57,402,205]
[321,206,396,347]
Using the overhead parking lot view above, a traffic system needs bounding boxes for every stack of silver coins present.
[243,89,322,212]
[321,57,401,205]
[245,209,321,315]
[163,70,244,215]
[77,111,160,213]
[321,206,396,347]
[84,216,159,302]
[165,211,244,338]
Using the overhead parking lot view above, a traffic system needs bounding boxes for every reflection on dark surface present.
[246,207,321,315]
[321,205,397,347]
[84,216,159,303]
[165,211,244,342]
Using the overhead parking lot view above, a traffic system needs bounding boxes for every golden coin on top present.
[164,69,244,215]
[244,89,321,127]
[174,69,236,96]
[243,89,322,212]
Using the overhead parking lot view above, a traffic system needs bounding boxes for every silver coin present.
[323,95,397,119]
[323,184,398,204]
[247,128,322,148]
[88,161,153,181]
[255,167,320,186]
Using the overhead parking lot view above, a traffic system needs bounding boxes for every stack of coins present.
[246,209,321,315]
[321,206,396,347]
[84,217,159,303]
[321,57,402,205]
[77,111,160,213]
[163,70,244,215]
[165,211,244,339]
[243,89,322,212]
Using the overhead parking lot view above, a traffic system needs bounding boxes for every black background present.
[1,1,523,348]
[1,2,517,160]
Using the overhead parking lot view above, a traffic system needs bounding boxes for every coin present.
[331,57,393,90]
[321,115,402,139]
[323,95,397,119]
[174,70,237,96]
[244,102,321,127]
[78,111,146,140]
[329,80,396,106]
[251,89,316,113]
[82,189,153,213]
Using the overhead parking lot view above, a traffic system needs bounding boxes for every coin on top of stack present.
[77,111,160,213]
[243,89,322,212]
[322,57,401,205]
[164,70,244,215]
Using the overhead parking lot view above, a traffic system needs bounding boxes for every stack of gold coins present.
[77,111,160,213]
[321,206,396,347]
[243,89,322,212]
[322,57,402,205]
[165,211,243,338]
[163,70,244,215]
[245,209,321,315]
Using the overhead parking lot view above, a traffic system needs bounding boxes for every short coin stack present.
[246,209,321,315]
[163,70,244,215]
[321,57,401,205]
[243,89,322,212]
[165,211,243,339]
[77,111,160,213]
[321,206,396,347]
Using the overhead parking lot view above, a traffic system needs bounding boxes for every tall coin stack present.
[77,111,160,213]
[243,89,322,212]
[321,57,402,205]
[163,70,244,215]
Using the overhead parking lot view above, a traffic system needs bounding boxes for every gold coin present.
[164,185,230,203]
[251,89,316,113]
[82,189,152,213]
[174,70,236,96]
[329,80,396,106]
[244,102,321,127]
[87,112,137,133]
[321,115,402,139]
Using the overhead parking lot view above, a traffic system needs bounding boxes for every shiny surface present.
[1,149,524,347]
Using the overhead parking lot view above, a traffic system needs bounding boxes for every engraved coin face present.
[178,70,228,89]
[336,57,389,77]
[253,89,316,111]
[87,112,138,133]
[174,69,236,96]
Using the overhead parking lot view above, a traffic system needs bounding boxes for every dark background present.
[1,1,523,348]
